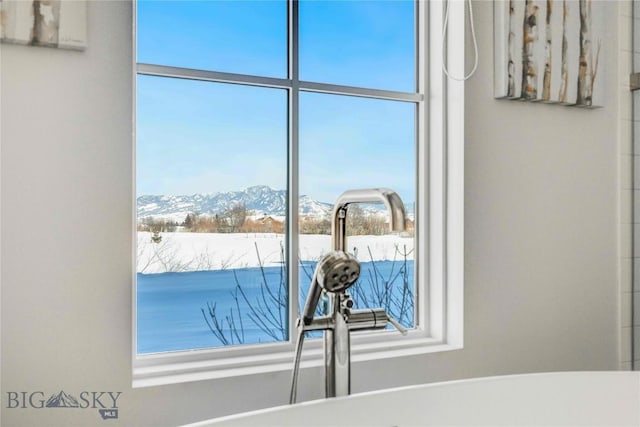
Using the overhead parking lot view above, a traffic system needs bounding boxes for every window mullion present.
[137,63,291,89]
[287,0,300,344]
[298,80,422,103]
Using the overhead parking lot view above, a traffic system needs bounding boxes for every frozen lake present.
[137,260,414,354]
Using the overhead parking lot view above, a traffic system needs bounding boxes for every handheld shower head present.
[315,251,361,292]
[301,251,361,326]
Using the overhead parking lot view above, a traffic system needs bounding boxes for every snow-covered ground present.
[137,232,414,274]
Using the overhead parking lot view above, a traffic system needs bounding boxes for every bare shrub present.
[201,243,415,346]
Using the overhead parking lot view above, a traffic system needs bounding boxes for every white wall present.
[618,1,634,370]
[0,1,623,426]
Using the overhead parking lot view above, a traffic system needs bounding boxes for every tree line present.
[138,203,414,236]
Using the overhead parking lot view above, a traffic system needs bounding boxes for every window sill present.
[132,331,462,388]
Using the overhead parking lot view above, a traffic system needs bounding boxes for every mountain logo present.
[45,390,80,408]
[7,389,121,420]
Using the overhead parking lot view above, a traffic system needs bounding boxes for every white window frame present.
[132,0,464,387]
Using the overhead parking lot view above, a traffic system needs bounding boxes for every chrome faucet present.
[290,188,408,403]
[331,188,407,253]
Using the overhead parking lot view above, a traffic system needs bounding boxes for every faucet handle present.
[386,314,408,336]
[346,308,409,335]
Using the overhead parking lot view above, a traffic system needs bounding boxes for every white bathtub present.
[184,371,640,426]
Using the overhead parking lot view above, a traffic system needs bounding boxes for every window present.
[134,0,464,386]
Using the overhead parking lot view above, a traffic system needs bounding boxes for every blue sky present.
[137,0,415,204]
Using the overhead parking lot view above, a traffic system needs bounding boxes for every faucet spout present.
[332,188,407,252]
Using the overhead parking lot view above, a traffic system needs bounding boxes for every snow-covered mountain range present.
[137,185,332,222]
[137,185,415,223]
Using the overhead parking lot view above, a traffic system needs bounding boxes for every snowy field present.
[137,232,414,274]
